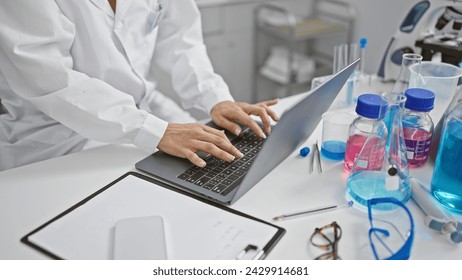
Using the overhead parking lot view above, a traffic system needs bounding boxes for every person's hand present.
[210,99,279,138]
[157,123,243,167]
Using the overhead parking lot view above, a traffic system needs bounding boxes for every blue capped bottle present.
[402,88,435,168]
[344,94,388,172]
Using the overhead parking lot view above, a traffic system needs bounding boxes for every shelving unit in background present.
[253,0,355,102]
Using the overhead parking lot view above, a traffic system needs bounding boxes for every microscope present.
[378,0,462,81]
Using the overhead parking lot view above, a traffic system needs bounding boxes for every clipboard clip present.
[235,244,264,260]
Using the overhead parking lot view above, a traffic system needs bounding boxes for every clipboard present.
[21,172,285,260]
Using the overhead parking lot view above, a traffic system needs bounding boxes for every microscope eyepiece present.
[453,20,462,30]
[436,11,452,30]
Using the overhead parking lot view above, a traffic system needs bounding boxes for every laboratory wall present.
[154,0,418,117]
[342,0,418,75]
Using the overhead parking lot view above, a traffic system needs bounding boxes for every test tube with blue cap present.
[352,37,368,104]
[359,37,367,76]
[345,39,367,106]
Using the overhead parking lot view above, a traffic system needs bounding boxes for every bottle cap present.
[299,147,310,157]
[360,37,367,49]
[404,88,435,112]
[355,94,388,119]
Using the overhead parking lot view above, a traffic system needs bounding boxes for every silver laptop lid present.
[230,59,359,204]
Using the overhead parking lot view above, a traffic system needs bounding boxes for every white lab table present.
[1,77,461,260]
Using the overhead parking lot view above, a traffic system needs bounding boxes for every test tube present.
[359,37,368,75]
[347,44,359,106]
[333,44,348,74]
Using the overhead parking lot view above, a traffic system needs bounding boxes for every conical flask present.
[385,53,422,147]
[346,93,411,211]
[384,93,411,201]
[431,101,462,212]
[390,53,423,95]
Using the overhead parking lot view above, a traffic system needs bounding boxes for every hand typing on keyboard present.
[211,99,279,138]
[177,128,265,195]
[158,99,279,168]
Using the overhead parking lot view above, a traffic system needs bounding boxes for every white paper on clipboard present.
[26,173,282,260]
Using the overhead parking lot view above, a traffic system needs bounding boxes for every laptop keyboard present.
[177,128,265,196]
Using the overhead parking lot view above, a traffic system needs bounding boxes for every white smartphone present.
[113,215,167,260]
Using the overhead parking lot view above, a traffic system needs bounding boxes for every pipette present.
[410,178,462,243]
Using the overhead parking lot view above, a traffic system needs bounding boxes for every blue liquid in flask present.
[346,171,410,210]
[321,140,346,161]
[431,121,462,212]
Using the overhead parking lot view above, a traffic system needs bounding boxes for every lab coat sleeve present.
[0,1,167,153]
[153,0,234,114]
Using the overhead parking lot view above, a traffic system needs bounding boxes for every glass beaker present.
[321,111,356,161]
[409,61,462,126]
[431,101,462,212]
[346,93,411,210]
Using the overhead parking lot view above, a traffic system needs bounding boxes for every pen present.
[272,201,353,221]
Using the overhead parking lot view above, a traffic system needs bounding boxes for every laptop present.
[136,59,359,205]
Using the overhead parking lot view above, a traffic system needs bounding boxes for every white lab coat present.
[0,0,234,171]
